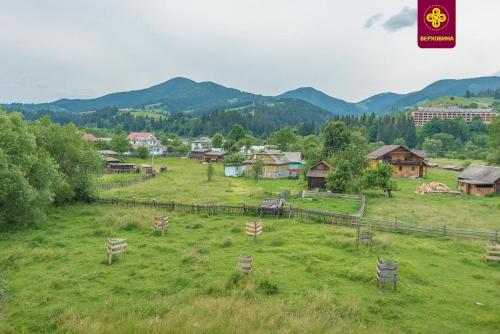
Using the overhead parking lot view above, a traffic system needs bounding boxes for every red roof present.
[127,132,154,140]
[83,133,98,141]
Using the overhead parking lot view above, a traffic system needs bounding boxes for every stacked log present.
[415,182,451,195]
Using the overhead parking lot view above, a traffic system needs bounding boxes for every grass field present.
[421,96,497,108]
[1,205,499,333]
[98,173,146,184]
[99,158,500,230]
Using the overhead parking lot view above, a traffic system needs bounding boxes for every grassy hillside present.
[420,96,496,108]
[1,205,499,333]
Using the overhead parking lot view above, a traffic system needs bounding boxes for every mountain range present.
[3,76,500,116]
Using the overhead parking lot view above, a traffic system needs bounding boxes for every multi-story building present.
[411,107,495,126]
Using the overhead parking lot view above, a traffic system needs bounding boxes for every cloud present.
[364,13,383,28]
[383,7,417,32]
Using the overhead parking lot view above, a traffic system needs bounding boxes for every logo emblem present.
[418,0,456,48]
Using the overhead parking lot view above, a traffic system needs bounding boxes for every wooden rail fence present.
[93,197,499,241]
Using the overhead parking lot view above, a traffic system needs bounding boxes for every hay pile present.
[415,182,450,195]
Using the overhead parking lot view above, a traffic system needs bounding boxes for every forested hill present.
[193,99,333,136]
[3,76,500,116]
[5,77,268,114]
[14,99,333,137]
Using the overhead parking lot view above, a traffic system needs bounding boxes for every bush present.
[257,279,279,295]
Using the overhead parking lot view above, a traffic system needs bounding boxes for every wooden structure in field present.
[457,164,500,197]
[485,244,500,262]
[246,221,263,238]
[376,257,398,290]
[237,256,253,274]
[356,225,373,250]
[154,216,169,236]
[306,161,333,189]
[107,238,128,265]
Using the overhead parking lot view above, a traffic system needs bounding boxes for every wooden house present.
[284,152,305,178]
[244,151,289,179]
[367,145,428,177]
[204,150,226,162]
[306,161,333,189]
[190,148,211,160]
[457,164,500,196]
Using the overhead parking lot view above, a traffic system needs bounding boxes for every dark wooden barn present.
[306,161,333,189]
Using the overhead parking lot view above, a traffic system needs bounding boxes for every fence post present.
[132,197,136,207]
[113,196,118,205]
[152,198,156,208]
[443,225,447,236]
[394,217,398,232]
[495,230,498,243]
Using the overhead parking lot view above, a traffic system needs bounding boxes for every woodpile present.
[154,216,169,236]
[415,182,450,195]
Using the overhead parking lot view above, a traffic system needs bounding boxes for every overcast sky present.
[1,0,499,103]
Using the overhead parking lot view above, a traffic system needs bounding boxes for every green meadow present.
[0,157,499,333]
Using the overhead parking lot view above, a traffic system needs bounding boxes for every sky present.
[1,0,499,103]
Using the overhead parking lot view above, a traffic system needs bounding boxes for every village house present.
[367,145,428,178]
[457,164,500,196]
[82,133,98,142]
[224,163,246,177]
[240,145,268,157]
[127,132,165,156]
[191,136,212,151]
[190,148,211,160]
[244,151,289,179]
[306,161,333,189]
[284,152,305,178]
[204,150,226,162]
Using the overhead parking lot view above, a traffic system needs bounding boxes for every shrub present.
[220,238,233,248]
[257,279,279,295]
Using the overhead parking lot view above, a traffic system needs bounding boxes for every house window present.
[399,166,402,171]
[411,166,415,171]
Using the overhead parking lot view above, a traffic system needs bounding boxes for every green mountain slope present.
[277,87,358,115]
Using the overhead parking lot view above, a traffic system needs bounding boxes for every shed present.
[107,163,137,173]
[457,164,500,196]
[204,150,226,162]
[224,164,245,177]
[306,161,333,189]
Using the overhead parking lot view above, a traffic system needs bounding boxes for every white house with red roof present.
[127,132,165,156]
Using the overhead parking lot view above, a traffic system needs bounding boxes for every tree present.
[137,146,149,159]
[228,124,246,142]
[212,132,224,148]
[249,160,264,182]
[32,117,103,202]
[224,153,246,165]
[111,133,131,156]
[206,163,215,182]
[270,127,296,151]
[422,138,443,158]
[0,111,59,226]
[363,162,398,197]
[325,160,352,193]
[321,121,350,159]
[487,115,500,165]
[393,137,406,147]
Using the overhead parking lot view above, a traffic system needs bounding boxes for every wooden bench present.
[486,244,500,262]
[107,238,127,265]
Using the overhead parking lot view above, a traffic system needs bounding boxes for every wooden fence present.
[93,197,499,241]
[97,174,157,190]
